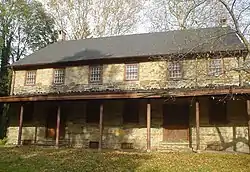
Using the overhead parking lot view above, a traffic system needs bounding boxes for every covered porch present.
[3,91,250,153]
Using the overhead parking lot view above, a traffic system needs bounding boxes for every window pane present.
[169,61,182,79]
[125,64,138,80]
[25,71,36,85]
[54,69,65,84]
[89,66,102,83]
[208,59,222,76]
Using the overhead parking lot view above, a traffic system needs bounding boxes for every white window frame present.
[208,58,222,76]
[89,65,102,83]
[53,68,65,84]
[125,63,138,81]
[168,61,182,79]
[25,70,36,86]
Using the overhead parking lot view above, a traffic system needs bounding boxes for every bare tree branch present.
[218,0,250,52]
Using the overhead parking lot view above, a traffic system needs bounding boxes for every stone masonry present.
[6,55,250,152]
[7,98,249,153]
[12,56,247,95]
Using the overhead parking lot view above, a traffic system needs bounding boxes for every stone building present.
[0,26,249,153]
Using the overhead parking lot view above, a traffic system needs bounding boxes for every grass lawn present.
[0,147,249,172]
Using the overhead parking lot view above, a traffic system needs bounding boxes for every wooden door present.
[163,104,189,142]
[46,107,65,139]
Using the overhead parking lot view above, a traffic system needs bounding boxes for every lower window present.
[209,99,228,124]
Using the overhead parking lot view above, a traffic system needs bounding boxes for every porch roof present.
[0,87,249,102]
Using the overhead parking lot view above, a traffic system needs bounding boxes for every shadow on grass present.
[0,147,151,172]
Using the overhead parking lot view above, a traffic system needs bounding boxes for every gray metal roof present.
[12,26,246,66]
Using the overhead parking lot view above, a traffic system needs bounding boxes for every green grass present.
[0,147,249,172]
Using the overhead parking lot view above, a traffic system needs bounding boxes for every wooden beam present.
[247,100,250,153]
[147,101,151,152]
[196,101,200,152]
[56,105,61,148]
[1,87,250,103]
[0,93,149,102]
[17,104,24,146]
[98,103,104,151]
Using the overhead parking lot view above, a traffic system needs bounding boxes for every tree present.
[43,0,143,39]
[217,0,250,52]
[146,0,249,51]
[144,0,250,100]
[0,0,57,138]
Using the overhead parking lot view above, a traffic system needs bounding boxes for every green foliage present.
[0,147,249,172]
[0,137,7,145]
[0,0,57,138]
[0,0,58,62]
[24,1,58,52]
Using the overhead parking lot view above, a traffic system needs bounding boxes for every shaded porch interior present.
[7,96,249,152]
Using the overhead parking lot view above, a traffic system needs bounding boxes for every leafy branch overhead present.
[0,0,57,95]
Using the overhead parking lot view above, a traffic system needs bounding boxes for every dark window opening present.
[123,100,139,124]
[209,99,228,124]
[89,141,99,149]
[23,139,32,145]
[86,101,100,123]
[121,142,133,149]
[23,103,34,123]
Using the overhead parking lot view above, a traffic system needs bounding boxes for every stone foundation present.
[191,126,249,153]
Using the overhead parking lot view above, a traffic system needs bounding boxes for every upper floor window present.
[25,70,36,85]
[125,63,138,81]
[89,65,102,83]
[53,68,65,84]
[168,61,182,79]
[208,58,222,76]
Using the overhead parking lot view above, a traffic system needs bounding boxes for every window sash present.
[169,61,182,79]
[25,71,36,85]
[53,69,65,84]
[125,64,138,81]
[208,59,222,76]
[89,66,102,83]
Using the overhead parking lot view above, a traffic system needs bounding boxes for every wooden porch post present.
[99,103,104,151]
[247,100,250,153]
[147,100,151,152]
[17,104,24,146]
[56,105,61,148]
[196,101,200,152]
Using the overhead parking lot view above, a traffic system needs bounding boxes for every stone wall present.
[6,98,249,152]
[190,98,249,153]
[12,56,246,95]
[7,102,48,144]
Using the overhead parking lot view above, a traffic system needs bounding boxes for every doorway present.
[46,106,65,140]
[163,103,189,142]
